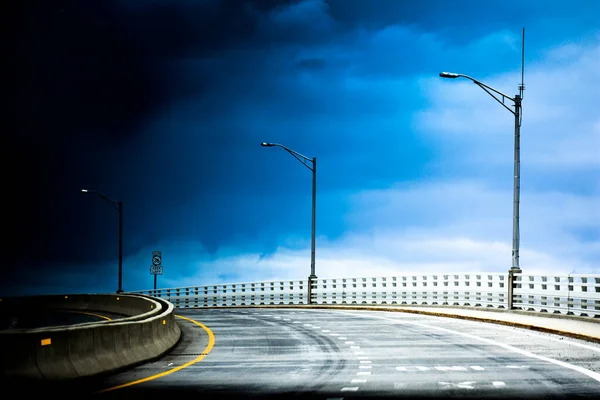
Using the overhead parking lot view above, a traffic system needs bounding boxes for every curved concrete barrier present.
[0,294,181,381]
[1,293,160,320]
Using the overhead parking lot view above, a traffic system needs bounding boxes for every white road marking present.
[360,360,372,364]
[350,346,361,350]
[435,366,468,371]
[167,362,174,366]
[340,387,359,392]
[492,381,506,387]
[312,326,321,329]
[357,356,369,360]
[304,324,312,326]
[396,366,429,371]
[322,329,331,332]
[354,351,365,355]
[345,341,355,344]
[351,379,367,383]
[330,333,340,336]
[338,336,348,340]
[439,381,476,389]
[357,371,371,375]
[345,312,600,383]
[470,366,485,370]
[359,365,372,369]
[284,318,292,321]
[506,365,530,369]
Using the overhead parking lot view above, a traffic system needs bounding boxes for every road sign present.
[150,265,163,275]
[152,250,162,266]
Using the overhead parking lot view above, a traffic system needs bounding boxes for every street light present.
[261,142,317,303]
[438,70,523,274]
[81,189,124,294]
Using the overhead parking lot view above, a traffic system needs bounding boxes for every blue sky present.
[6,0,599,296]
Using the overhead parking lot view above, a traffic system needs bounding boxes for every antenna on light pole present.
[519,27,525,99]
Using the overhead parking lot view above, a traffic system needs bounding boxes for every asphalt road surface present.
[36,308,600,399]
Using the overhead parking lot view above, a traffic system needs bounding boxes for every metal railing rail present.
[128,273,600,318]
[513,274,600,317]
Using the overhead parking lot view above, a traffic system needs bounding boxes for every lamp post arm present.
[85,190,121,211]
[270,143,315,172]
[473,81,516,115]
[464,75,515,101]
[456,74,516,115]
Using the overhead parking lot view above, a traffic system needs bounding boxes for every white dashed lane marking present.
[395,365,507,372]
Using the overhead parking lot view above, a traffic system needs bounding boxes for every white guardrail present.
[129,273,600,318]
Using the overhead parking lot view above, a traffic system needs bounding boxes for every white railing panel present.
[513,274,600,317]
[312,273,508,308]
[128,273,598,317]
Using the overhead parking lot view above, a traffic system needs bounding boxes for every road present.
[28,308,600,399]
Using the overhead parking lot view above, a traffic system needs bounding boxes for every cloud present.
[111,176,597,294]
[8,1,599,296]
[416,38,600,171]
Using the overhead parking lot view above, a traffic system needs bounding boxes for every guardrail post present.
[508,268,521,309]
[307,275,317,305]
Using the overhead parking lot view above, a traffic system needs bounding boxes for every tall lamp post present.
[438,71,523,274]
[81,189,124,294]
[439,31,526,310]
[261,142,317,304]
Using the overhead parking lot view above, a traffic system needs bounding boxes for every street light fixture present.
[261,142,318,303]
[81,189,124,294]
[438,29,525,277]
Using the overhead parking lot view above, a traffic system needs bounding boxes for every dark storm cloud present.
[324,0,600,45]
[8,0,335,283]
[10,0,165,275]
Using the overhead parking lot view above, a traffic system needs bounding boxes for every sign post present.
[150,250,163,291]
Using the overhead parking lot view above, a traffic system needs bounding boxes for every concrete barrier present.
[1,293,160,320]
[0,294,181,381]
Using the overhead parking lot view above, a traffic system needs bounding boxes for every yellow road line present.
[96,314,215,394]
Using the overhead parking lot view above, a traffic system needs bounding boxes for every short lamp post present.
[81,189,124,294]
[261,142,317,304]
